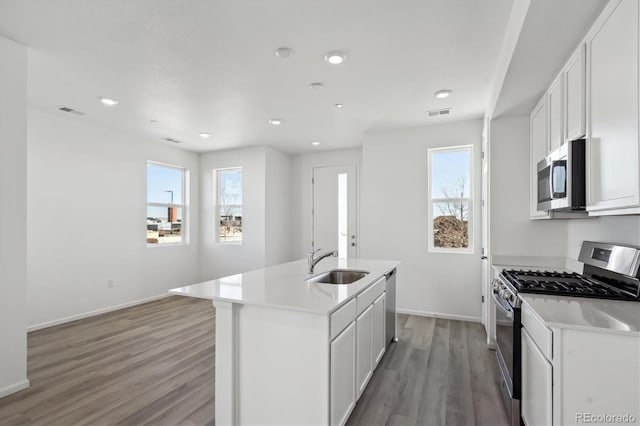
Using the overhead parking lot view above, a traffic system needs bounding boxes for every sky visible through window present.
[147,164,183,219]
[431,150,470,199]
[218,169,242,205]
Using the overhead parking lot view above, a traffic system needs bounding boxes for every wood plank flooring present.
[0,297,508,426]
[0,296,215,426]
[347,315,509,426]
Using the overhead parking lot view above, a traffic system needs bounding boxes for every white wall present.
[289,148,362,260]
[566,217,640,260]
[360,120,483,321]
[265,147,292,266]
[0,35,28,397]
[489,116,567,257]
[199,146,292,278]
[200,146,267,279]
[27,109,200,328]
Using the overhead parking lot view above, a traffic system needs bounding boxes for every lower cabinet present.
[330,322,356,426]
[329,277,387,425]
[372,293,386,366]
[521,328,553,426]
[356,304,373,397]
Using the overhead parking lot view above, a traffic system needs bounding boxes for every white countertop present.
[521,294,640,336]
[169,258,399,315]
[492,261,640,336]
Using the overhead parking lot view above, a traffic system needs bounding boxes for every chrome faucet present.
[307,249,338,273]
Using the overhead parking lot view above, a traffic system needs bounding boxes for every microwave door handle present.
[549,165,555,201]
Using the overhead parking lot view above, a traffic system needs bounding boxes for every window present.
[428,145,473,253]
[216,167,243,243]
[146,162,187,245]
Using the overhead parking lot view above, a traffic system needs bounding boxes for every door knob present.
[351,242,357,246]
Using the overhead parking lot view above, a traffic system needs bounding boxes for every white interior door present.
[481,123,494,346]
[312,164,357,258]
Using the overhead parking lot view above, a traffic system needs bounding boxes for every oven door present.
[493,288,516,397]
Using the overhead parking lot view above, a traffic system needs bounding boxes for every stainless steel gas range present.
[492,241,640,426]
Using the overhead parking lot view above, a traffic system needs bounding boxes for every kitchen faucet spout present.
[307,249,338,273]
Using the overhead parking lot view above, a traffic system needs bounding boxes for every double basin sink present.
[306,269,369,285]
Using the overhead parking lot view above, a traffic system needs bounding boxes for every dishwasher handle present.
[385,268,396,279]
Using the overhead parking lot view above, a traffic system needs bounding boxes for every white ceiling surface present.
[492,0,608,118]
[0,0,512,153]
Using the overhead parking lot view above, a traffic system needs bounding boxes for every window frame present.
[146,161,189,247]
[214,166,243,245]
[427,145,474,254]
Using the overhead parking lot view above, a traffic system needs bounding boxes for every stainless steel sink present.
[306,269,370,285]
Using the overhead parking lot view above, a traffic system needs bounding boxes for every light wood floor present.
[0,296,508,426]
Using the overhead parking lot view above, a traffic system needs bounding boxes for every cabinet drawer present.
[356,277,385,315]
[521,302,553,360]
[331,299,356,340]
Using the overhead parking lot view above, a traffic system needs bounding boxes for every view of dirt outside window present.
[428,146,473,252]
[216,167,243,243]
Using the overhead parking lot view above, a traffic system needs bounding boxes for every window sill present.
[147,242,187,248]
[428,248,474,255]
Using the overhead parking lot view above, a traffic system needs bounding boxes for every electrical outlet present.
[107,280,114,288]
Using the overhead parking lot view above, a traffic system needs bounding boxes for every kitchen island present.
[170,258,399,426]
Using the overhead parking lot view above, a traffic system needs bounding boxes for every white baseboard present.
[0,379,30,399]
[397,308,481,323]
[27,293,171,332]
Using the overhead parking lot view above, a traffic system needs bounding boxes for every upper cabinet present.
[586,0,640,215]
[530,97,551,219]
[547,74,564,153]
[565,44,586,141]
[530,0,640,218]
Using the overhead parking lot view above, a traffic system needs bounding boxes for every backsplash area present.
[566,216,640,260]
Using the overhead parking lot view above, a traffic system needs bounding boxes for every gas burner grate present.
[500,269,632,301]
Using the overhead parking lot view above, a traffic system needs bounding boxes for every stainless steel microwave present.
[537,139,586,212]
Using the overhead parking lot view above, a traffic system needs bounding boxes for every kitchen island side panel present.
[237,303,329,425]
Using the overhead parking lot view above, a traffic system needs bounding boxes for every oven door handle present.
[492,291,514,320]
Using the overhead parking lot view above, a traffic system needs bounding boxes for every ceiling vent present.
[162,137,183,144]
[58,106,85,116]
[427,108,451,117]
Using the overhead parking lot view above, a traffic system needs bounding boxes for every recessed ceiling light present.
[275,47,294,58]
[269,118,283,125]
[99,97,119,106]
[434,90,452,99]
[324,51,346,65]
[310,82,325,90]
[199,132,211,138]
[312,141,320,146]
[335,103,343,108]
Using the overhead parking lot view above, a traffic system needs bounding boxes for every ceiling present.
[492,0,608,118]
[0,0,512,153]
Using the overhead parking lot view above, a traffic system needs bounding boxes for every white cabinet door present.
[372,293,386,367]
[565,44,586,141]
[356,304,373,398]
[548,74,564,153]
[587,0,640,214]
[522,329,552,426]
[530,97,550,219]
[330,321,356,426]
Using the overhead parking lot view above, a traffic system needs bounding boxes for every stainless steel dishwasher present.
[385,268,397,346]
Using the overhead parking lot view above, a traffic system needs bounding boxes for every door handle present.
[481,256,487,260]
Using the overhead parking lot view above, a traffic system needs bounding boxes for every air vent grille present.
[162,137,183,144]
[427,108,451,117]
[58,106,85,116]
